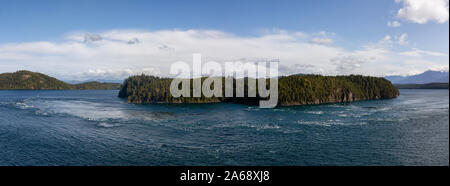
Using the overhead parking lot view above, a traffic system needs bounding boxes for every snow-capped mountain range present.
[385,70,449,84]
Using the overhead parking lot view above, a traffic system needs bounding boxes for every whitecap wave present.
[8,99,173,124]
[244,106,260,111]
[305,111,324,115]
[296,119,367,127]
[97,122,121,128]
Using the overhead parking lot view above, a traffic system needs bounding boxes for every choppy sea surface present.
[0,89,448,165]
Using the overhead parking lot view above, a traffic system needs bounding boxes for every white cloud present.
[330,44,390,75]
[380,35,393,44]
[0,29,344,79]
[387,21,401,27]
[308,31,335,45]
[400,48,449,57]
[402,59,449,73]
[0,29,447,79]
[309,38,334,45]
[396,0,449,24]
[379,33,409,45]
[312,31,336,37]
[428,65,450,71]
[83,33,103,43]
[397,33,409,45]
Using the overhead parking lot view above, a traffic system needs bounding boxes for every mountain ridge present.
[385,70,449,84]
[394,82,449,89]
[0,70,121,90]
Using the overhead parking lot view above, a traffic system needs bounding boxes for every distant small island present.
[119,74,399,106]
[395,83,449,89]
[0,70,121,90]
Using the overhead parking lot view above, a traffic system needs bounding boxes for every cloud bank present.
[0,29,448,80]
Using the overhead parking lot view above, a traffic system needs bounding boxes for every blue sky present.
[0,0,448,80]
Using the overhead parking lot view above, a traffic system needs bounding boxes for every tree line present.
[118,74,399,106]
[0,70,120,90]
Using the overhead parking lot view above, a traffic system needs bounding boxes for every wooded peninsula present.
[0,70,120,90]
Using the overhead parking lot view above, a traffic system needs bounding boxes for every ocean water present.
[0,89,448,166]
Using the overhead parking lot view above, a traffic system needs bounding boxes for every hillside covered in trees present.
[118,74,399,106]
[395,83,449,89]
[74,81,121,90]
[0,70,120,90]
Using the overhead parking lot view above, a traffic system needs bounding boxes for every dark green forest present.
[74,81,121,90]
[395,83,449,89]
[0,70,120,90]
[118,74,399,106]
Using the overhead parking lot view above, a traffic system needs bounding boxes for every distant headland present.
[395,83,449,89]
[0,70,120,90]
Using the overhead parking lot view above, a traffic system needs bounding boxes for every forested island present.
[119,74,399,106]
[395,83,449,89]
[0,70,120,90]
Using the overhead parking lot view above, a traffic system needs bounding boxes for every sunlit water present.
[0,89,448,165]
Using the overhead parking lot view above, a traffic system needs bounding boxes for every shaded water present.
[0,89,448,165]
